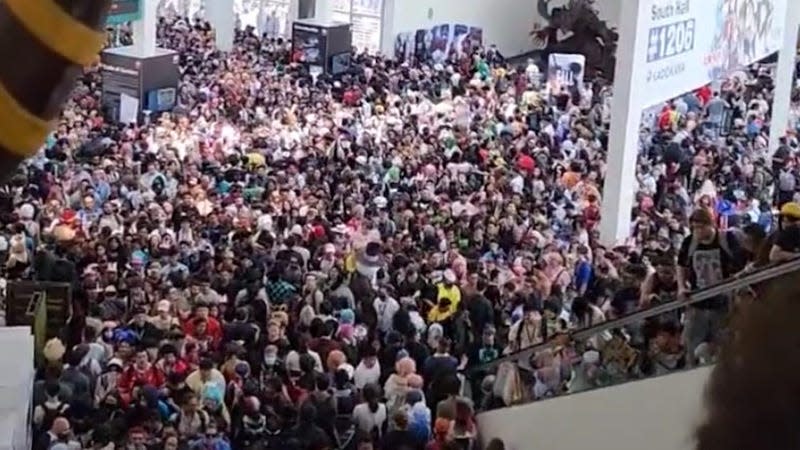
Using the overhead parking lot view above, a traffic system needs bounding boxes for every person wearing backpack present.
[352,383,388,443]
[777,166,797,208]
[677,208,745,367]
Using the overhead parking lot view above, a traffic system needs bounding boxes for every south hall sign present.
[107,0,142,24]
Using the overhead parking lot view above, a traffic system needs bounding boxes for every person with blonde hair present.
[5,232,29,277]
[385,356,417,412]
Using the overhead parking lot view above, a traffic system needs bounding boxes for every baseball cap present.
[781,202,800,219]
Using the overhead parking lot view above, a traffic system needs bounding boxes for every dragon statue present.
[532,0,619,80]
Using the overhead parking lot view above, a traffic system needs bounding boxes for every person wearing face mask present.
[129,306,163,344]
[99,285,127,322]
[188,419,231,450]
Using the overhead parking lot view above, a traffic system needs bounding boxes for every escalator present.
[470,257,800,450]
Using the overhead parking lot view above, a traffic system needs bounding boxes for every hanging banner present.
[107,0,142,24]
[401,24,483,62]
[635,0,787,107]
[453,24,470,57]
[394,32,413,61]
[547,53,586,94]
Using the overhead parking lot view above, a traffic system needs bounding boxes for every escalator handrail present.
[470,256,800,373]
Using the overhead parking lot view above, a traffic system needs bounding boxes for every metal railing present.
[470,256,800,374]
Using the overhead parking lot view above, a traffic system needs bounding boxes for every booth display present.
[101,47,180,124]
[292,19,353,75]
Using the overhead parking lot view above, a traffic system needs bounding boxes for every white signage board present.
[547,53,586,94]
[635,0,787,107]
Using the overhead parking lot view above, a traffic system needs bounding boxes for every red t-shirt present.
[696,86,712,105]
[517,154,535,173]
[183,316,222,346]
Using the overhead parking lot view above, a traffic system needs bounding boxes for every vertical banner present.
[547,53,586,94]
[394,32,413,61]
[429,24,451,61]
[453,24,470,57]
[414,29,428,61]
[468,26,484,52]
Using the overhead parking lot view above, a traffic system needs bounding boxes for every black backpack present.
[40,400,69,432]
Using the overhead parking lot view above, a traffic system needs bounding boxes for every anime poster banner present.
[452,24,470,57]
[547,53,586,93]
[401,24,483,62]
[635,0,787,107]
[394,32,413,61]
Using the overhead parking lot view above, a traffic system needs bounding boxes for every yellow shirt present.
[428,283,461,322]
[344,253,356,273]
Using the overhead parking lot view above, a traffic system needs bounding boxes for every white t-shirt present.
[352,403,387,437]
[374,296,399,333]
[353,360,381,390]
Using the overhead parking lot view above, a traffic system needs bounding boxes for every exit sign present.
[107,0,142,24]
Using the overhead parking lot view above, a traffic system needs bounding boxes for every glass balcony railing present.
[467,257,800,413]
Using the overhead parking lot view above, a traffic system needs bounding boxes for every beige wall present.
[477,366,712,450]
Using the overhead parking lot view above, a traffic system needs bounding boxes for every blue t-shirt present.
[574,260,593,291]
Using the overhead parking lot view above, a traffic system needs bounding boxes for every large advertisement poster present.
[394,32,413,61]
[547,53,586,93]
[399,24,483,62]
[636,0,787,107]
[292,26,327,65]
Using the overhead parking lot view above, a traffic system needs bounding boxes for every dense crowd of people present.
[6,14,800,450]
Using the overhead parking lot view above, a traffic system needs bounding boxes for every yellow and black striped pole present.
[0,0,111,180]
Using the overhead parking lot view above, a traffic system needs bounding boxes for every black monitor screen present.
[330,52,352,75]
[292,29,324,65]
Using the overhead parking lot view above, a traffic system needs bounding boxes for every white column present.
[205,0,236,52]
[287,0,300,35]
[379,0,395,56]
[313,0,332,21]
[599,0,647,246]
[769,2,800,156]
[132,0,159,56]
